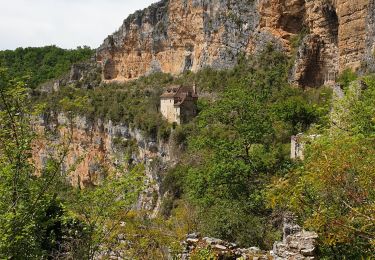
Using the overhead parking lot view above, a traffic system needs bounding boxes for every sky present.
[0,0,159,50]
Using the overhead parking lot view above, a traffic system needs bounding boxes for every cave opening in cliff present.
[277,0,306,35]
[103,60,118,80]
[322,3,339,44]
[280,15,304,34]
[183,55,193,72]
[299,37,325,87]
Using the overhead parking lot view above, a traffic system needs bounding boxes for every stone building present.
[160,85,198,125]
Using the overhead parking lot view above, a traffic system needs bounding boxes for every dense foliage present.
[32,46,333,252]
[168,47,331,248]
[267,75,375,258]
[2,40,375,258]
[0,46,93,88]
[33,72,174,140]
[0,69,144,259]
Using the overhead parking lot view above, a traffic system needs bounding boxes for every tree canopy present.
[0,46,93,88]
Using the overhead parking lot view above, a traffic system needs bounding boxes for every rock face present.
[96,0,375,87]
[364,0,375,72]
[337,0,370,71]
[290,0,374,86]
[97,0,261,82]
[68,59,102,89]
[258,0,306,50]
[291,0,339,87]
[32,113,174,215]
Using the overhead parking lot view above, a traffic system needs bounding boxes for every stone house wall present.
[160,98,179,124]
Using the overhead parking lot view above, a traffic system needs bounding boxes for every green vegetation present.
[167,46,331,248]
[0,68,54,258]
[31,45,333,253]
[0,68,144,259]
[267,74,375,258]
[337,68,358,90]
[190,247,215,260]
[0,45,93,88]
[2,41,375,259]
[33,72,173,140]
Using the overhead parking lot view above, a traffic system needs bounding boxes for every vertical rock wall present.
[258,0,306,51]
[291,0,339,87]
[291,0,374,86]
[364,0,375,72]
[32,114,173,214]
[337,0,369,71]
[96,0,375,87]
[97,0,260,82]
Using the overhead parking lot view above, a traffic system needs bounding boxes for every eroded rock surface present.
[96,0,375,87]
[97,0,260,82]
[32,113,173,215]
[291,0,374,86]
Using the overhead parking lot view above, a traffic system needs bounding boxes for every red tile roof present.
[161,85,198,107]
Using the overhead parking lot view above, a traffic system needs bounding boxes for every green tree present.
[0,69,146,259]
[65,165,144,259]
[0,68,68,258]
[267,136,375,257]
[267,77,375,257]
[0,46,93,88]
[157,47,331,249]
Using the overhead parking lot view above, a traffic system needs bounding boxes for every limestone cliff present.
[32,113,174,215]
[97,0,375,87]
[291,0,375,86]
[97,0,262,81]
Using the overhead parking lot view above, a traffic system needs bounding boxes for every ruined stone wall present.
[180,221,318,260]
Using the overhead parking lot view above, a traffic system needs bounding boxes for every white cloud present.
[0,0,159,50]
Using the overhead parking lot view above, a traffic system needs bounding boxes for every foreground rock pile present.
[271,215,318,259]
[272,231,318,259]
[180,233,270,260]
[181,217,318,260]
